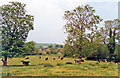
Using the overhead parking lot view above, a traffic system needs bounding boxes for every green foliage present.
[24,41,37,55]
[57,52,62,55]
[102,19,119,60]
[42,52,46,55]
[114,44,119,59]
[60,45,63,48]
[0,2,34,59]
[63,4,102,58]
[62,44,74,57]
[35,43,56,48]
[55,44,59,48]
[63,4,119,60]
[97,45,109,58]
[48,45,53,48]
[46,49,50,54]
[50,46,57,54]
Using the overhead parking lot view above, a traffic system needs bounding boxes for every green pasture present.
[2,54,118,76]
[35,43,56,47]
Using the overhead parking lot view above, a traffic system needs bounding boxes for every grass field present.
[2,54,118,76]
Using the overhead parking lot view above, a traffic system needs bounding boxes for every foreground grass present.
[2,54,118,76]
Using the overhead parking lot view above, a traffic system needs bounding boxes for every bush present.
[74,54,80,58]
[57,52,62,55]
[42,52,46,55]
[44,63,54,67]
[66,62,72,64]
[57,63,63,66]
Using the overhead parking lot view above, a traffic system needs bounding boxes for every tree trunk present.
[2,56,7,66]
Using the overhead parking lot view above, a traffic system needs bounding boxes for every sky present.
[0,0,119,44]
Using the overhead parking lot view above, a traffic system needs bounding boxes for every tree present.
[60,45,63,48]
[24,41,36,55]
[55,44,59,48]
[0,2,34,66]
[46,49,50,54]
[0,34,2,58]
[48,45,53,48]
[63,44,74,57]
[102,19,118,60]
[63,4,102,58]
[50,46,57,54]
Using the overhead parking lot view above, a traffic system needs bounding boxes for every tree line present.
[62,5,119,61]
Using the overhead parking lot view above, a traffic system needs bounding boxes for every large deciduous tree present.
[0,2,34,66]
[63,5,102,58]
[100,19,118,60]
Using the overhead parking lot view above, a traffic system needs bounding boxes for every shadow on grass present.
[1,65,37,67]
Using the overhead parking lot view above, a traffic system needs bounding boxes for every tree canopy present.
[63,5,102,57]
[0,2,34,66]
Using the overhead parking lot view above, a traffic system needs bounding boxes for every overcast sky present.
[0,0,119,44]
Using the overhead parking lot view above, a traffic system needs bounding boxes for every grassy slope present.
[35,43,56,47]
[2,54,118,76]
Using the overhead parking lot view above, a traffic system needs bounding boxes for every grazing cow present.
[39,56,41,59]
[21,61,30,65]
[26,57,29,59]
[74,60,77,63]
[98,59,101,63]
[1,59,3,62]
[73,54,75,58]
[81,59,84,62]
[61,57,64,60]
[103,59,107,62]
[78,60,81,64]
[74,60,79,63]
[58,56,60,59]
[45,57,48,60]
[74,59,84,64]
[39,53,42,55]
[79,56,82,59]
[53,58,55,60]
[115,59,118,63]
[110,59,112,62]
[21,57,30,65]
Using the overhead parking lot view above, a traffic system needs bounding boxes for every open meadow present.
[2,54,118,76]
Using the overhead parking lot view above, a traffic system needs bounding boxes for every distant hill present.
[35,43,57,47]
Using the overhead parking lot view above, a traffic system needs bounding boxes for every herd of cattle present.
[21,56,119,65]
[86,57,119,63]
[39,56,119,64]
[38,56,84,64]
